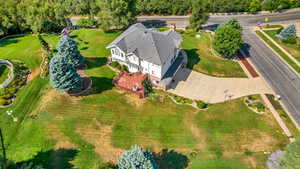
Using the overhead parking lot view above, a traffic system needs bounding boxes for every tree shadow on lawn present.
[185,48,201,70]
[14,149,78,169]
[155,149,189,169]
[0,39,19,47]
[85,57,108,69]
[82,76,113,96]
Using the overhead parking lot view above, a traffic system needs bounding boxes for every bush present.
[77,17,98,28]
[255,102,265,112]
[170,94,193,104]
[196,100,208,109]
[282,36,297,44]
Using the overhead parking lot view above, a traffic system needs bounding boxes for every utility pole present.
[0,128,7,169]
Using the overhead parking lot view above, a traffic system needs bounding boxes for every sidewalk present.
[239,50,295,142]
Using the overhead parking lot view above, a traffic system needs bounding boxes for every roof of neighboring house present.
[106,23,182,65]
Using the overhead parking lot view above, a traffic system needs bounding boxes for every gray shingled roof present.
[106,23,182,65]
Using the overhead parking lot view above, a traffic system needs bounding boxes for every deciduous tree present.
[213,24,244,57]
[190,0,209,31]
[249,0,261,13]
[279,139,300,169]
[224,18,243,31]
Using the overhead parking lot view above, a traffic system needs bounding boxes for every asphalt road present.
[138,11,300,128]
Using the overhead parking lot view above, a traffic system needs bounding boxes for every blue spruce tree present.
[118,145,158,169]
[276,24,297,40]
[49,54,82,92]
[56,35,84,67]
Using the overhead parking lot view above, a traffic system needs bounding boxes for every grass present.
[182,31,246,78]
[262,25,283,29]
[0,29,290,169]
[0,65,9,84]
[263,29,300,62]
[255,30,300,74]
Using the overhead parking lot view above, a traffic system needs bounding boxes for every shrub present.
[255,102,265,112]
[118,145,158,169]
[282,36,297,44]
[77,17,98,28]
[170,94,193,104]
[196,100,208,109]
[276,24,297,40]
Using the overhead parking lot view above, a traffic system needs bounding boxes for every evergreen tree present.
[49,55,82,92]
[56,35,84,67]
[190,0,209,31]
[213,24,244,57]
[279,139,300,169]
[276,24,297,40]
[224,18,243,31]
[118,145,158,169]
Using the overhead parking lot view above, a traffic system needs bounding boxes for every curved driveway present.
[168,68,273,103]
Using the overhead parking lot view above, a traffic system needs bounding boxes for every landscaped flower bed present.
[244,95,266,113]
[0,64,9,84]
[169,93,193,105]
[195,100,209,109]
[0,61,30,106]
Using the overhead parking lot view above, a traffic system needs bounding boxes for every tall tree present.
[213,24,244,57]
[190,0,209,31]
[118,145,158,169]
[49,55,82,92]
[249,0,261,13]
[98,0,138,30]
[224,18,243,31]
[56,35,84,67]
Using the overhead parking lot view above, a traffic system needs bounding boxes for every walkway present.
[168,68,273,103]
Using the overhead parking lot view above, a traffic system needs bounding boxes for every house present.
[106,23,186,90]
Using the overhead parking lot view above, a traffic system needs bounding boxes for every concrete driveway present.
[168,68,273,103]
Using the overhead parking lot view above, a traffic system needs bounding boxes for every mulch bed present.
[68,77,92,96]
[238,52,259,78]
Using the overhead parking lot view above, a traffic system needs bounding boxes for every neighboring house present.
[106,23,186,89]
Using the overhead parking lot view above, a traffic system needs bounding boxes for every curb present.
[239,49,296,142]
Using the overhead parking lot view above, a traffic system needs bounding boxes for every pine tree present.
[118,145,158,169]
[276,24,297,40]
[56,35,84,67]
[49,54,82,92]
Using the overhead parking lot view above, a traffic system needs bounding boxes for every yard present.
[0,29,290,169]
[263,29,300,62]
[182,31,246,78]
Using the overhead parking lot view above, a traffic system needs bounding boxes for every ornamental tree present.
[224,18,242,31]
[279,138,300,169]
[213,25,244,57]
[276,24,297,40]
[118,145,158,169]
[49,54,82,92]
[189,0,209,31]
[56,35,84,67]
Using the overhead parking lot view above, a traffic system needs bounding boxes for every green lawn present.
[0,29,290,169]
[182,31,246,78]
[0,65,9,84]
[264,29,300,62]
[256,31,300,74]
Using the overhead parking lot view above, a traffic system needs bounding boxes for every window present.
[112,49,115,54]
[121,53,124,57]
[152,70,155,75]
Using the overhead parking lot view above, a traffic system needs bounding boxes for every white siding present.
[111,47,126,63]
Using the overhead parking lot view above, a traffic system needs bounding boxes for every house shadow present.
[140,20,167,28]
[16,149,78,169]
[85,57,108,69]
[184,49,200,70]
[155,149,189,169]
[169,68,192,90]
[0,39,19,47]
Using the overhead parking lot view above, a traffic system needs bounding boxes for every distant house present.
[106,23,186,89]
